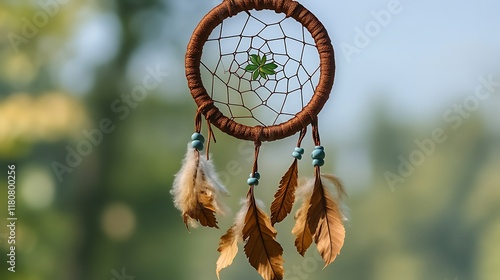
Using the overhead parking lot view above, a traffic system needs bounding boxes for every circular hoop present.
[186,0,335,142]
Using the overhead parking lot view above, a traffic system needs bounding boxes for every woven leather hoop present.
[185,0,335,142]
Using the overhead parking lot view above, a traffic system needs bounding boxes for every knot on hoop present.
[224,0,237,16]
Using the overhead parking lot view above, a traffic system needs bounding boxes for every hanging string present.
[206,119,217,160]
[297,127,307,147]
[252,140,261,177]
[311,116,321,146]
[195,109,203,133]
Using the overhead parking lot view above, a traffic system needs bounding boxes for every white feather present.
[171,144,200,227]
[233,199,249,240]
[199,155,230,196]
[171,143,231,228]
[198,154,230,215]
[296,177,315,201]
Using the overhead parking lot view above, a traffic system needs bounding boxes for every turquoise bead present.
[314,146,324,150]
[191,133,205,143]
[294,147,304,154]
[312,158,325,167]
[249,172,261,180]
[292,151,302,160]
[247,177,259,186]
[191,140,204,151]
[311,149,325,159]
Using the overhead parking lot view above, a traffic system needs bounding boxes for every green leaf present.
[253,70,260,80]
[250,54,260,65]
[245,64,259,71]
[260,66,275,75]
[265,63,278,70]
[247,53,277,80]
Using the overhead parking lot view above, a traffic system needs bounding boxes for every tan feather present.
[306,170,346,267]
[216,202,247,279]
[216,226,239,279]
[243,187,284,280]
[270,159,298,225]
[292,200,313,256]
[314,200,345,267]
[291,178,314,256]
[171,144,229,229]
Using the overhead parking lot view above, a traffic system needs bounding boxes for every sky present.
[57,0,500,190]
[292,0,500,136]
[66,0,500,126]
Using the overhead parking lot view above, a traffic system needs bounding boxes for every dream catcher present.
[171,0,346,279]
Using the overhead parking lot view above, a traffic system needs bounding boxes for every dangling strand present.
[217,140,284,280]
[270,127,307,225]
[291,117,347,266]
[170,109,229,229]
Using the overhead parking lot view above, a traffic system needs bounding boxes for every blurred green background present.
[0,0,499,279]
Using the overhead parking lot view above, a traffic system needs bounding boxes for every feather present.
[216,202,247,279]
[171,144,229,229]
[243,186,284,280]
[321,174,349,222]
[199,154,230,197]
[198,154,230,215]
[306,169,346,267]
[321,174,347,201]
[270,159,298,225]
[291,178,314,256]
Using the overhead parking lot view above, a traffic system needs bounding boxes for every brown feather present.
[271,159,298,225]
[306,170,346,267]
[185,186,218,228]
[306,168,326,236]
[291,199,313,256]
[243,187,284,280]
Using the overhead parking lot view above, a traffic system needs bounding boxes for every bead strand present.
[311,145,325,167]
[191,132,205,151]
[292,147,304,160]
[247,172,261,186]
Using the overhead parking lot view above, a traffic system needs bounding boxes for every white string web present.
[200,10,321,127]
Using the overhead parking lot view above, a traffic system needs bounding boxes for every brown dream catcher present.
[171,0,346,279]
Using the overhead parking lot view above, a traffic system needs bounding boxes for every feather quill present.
[171,144,229,229]
[243,187,284,280]
[270,159,298,225]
